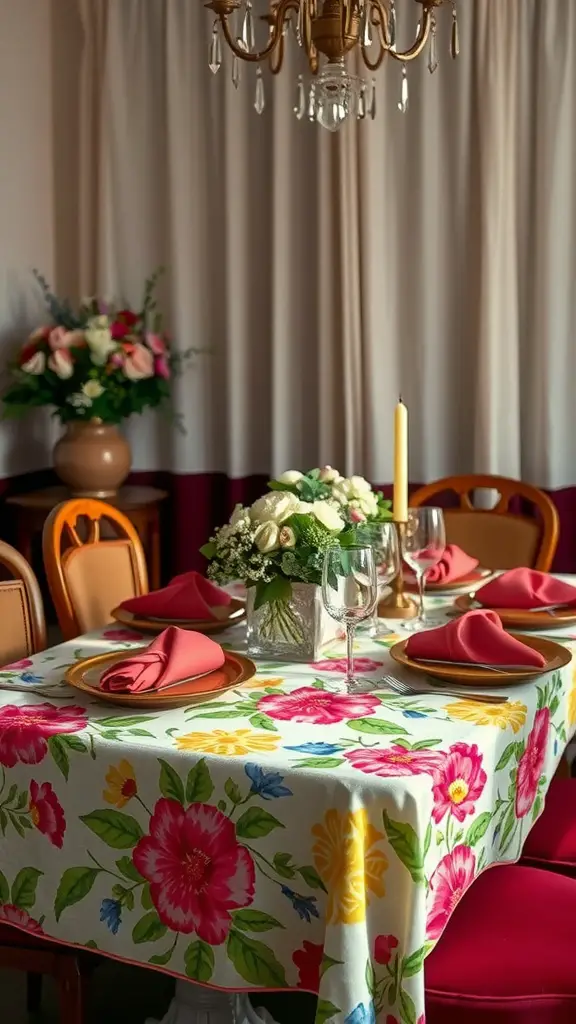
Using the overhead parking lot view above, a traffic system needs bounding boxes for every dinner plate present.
[65,648,256,708]
[111,598,246,635]
[454,594,576,630]
[389,633,570,686]
[404,568,492,594]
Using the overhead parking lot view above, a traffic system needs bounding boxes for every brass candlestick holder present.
[377,521,418,620]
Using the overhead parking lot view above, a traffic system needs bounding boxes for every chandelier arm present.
[385,7,433,62]
[269,0,299,73]
[218,0,292,63]
[370,0,390,51]
[361,34,386,72]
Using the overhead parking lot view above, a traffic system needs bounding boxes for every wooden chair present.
[43,498,149,640]
[409,474,559,572]
[0,540,90,1020]
[0,538,46,662]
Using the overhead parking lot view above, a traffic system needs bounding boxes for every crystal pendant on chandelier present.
[398,64,409,113]
[428,17,439,74]
[254,68,265,114]
[242,0,255,52]
[368,78,376,120]
[294,75,306,120]
[232,55,241,89]
[315,63,361,132]
[451,2,460,59]
[296,0,305,47]
[387,0,397,49]
[308,82,316,122]
[209,21,222,74]
[358,84,366,120]
[362,6,373,48]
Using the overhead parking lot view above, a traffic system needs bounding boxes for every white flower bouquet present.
[200,468,391,644]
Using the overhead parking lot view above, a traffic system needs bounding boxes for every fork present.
[380,673,509,704]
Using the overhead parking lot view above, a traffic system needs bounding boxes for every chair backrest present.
[409,474,559,572]
[43,498,149,640]
[0,540,46,664]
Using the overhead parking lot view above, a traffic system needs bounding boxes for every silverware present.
[381,673,508,704]
[411,657,541,674]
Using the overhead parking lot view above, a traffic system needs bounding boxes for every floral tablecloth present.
[0,600,574,1024]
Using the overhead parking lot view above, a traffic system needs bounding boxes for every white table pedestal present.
[146,982,278,1024]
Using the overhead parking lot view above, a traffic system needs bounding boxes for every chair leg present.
[56,958,84,1024]
[26,972,43,1013]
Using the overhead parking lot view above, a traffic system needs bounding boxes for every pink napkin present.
[120,571,232,621]
[475,568,576,611]
[405,544,479,584]
[405,609,546,668]
[100,626,225,693]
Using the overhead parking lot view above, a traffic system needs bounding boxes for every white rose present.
[230,504,250,528]
[21,351,46,375]
[82,379,105,399]
[349,475,372,495]
[250,491,300,525]
[332,476,374,506]
[312,500,345,532]
[276,470,304,485]
[48,349,73,379]
[318,466,341,484]
[296,500,314,514]
[279,526,296,548]
[254,522,280,553]
[357,492,379,517]
[85,317,117,366]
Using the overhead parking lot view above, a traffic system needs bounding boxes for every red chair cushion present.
[426,865,576,1023]
[520,778,576,876]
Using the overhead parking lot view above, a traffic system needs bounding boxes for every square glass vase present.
[246,582,340,662]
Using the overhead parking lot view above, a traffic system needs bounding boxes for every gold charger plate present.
[65,648,256,709]
[454,594,576,630]
[404,568,492,594]
[111,598,246,635]
[389,633,570,687]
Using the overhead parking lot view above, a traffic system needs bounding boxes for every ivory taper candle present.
[393,397,408,523]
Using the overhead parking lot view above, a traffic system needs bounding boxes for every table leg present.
[145,984,278,1024]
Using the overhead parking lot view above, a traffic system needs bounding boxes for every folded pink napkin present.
[405,544,479,584]
[475,568,576,611]
[100,626,225,693]
[405,609,546,668]
[120,571,232,621]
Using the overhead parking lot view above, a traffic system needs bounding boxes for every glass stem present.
[346,623,356,685]
[417,571,426,625]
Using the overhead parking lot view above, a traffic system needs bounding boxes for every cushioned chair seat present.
[425,865,576,1023]
[520,778,576,876]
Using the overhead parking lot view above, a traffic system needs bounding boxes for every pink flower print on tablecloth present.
[258,687,380,725]
[345,745,446,778]
[0,704,87,767]
[102,628,145,642]
[1,658,33,671]
[29,781,66,848]
[292,940,324,991]
[374,934,399,965]
[431,742,487,824]
[312,657,383,674]
[515,707,550,818]
[132,798,255,944]
[0,904,44,935]
[426,844,476,941]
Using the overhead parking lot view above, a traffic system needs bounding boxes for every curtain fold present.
[1,0,575,490]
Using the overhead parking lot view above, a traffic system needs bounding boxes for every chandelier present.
[205,0,459,131]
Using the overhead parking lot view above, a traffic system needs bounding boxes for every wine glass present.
[357,523,401,637]
[401,507,446,629]
[322,544,378,693]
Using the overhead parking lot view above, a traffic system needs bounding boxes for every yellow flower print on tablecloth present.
[568,667,576,726]
[311,808,388,925]
[444,699,527,733]
[103,760,138,808]
[175,729,280,756]
[242,677,284,690]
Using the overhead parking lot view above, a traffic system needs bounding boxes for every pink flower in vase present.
[515,707,550,818]
[426,844,476,941]
[258,686,380,725]
[431,742,487,823]
[146,332,167,355]
[154,356,171,379]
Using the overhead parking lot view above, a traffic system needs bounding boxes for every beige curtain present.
[0,0,575,488]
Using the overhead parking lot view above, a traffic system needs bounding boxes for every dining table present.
[0,582,574,1024]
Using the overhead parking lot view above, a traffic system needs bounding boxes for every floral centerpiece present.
[2,270,197,496]
[201,467,391,660]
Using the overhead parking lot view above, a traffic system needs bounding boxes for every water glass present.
[401,507,446,629]
[357,522,401,636]
[322,545,378,692]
